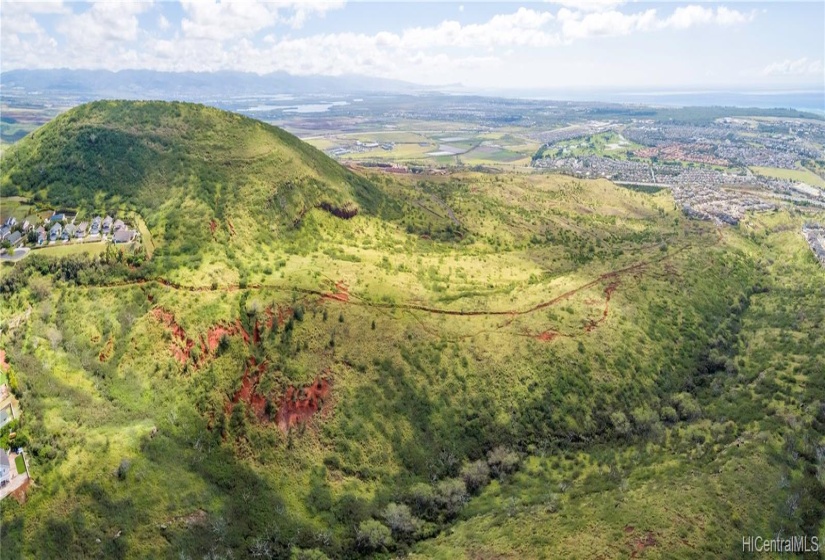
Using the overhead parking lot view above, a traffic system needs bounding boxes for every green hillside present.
[0,100,396,277]
[1,104,824,559]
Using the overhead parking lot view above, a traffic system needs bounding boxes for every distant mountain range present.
[0,69,439,99]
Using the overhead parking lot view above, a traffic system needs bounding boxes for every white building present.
[0,449,10,485]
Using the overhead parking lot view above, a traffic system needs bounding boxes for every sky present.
[1,0,823,92]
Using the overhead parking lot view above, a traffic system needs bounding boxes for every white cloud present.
[400,8,558,48]
[556,4,753,40]
[761,57,824,76]
[0,1,69,36]
[661,5,754,29]
[559,8,657,39]
[546,0,626,12]
[180,0,343,41]
[158,14,170,31]
[56,2,153,47]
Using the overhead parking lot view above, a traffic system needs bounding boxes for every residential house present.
[62,223,76,240]
[23,216,39,231]
[7,231,22,248]
[112,219,125,232]
[0,406,11,428]
[49,223,62,241]
[112,229,135,244]
[49,213,65,223]
[36,226,47,245]
[3,217,17,228]
[90,216,102,236]
[0,449,10,485]
[76,221,88,238]
[102,216,113,234]
[0,226,9,240]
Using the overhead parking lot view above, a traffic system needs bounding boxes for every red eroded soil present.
[629,531,657,558]
[323,281,350,302]
[152,308,196,365]
[535,330,561,342]
[204,323,237,353]
[98,337,114,362]
[209,219,217,236]
[276,376,331,433]
[228,358,268,418]
[264,304,295,329]
[235,319,250,344]
[0,349,9,372]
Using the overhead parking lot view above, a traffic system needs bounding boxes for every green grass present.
[749,165,825,188]
[30,241,109,258]
[14,454,25,475]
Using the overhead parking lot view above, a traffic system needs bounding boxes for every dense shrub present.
[487,446,520,478]
[460,460,490,494]
[381,503,421,539]
[356,520,392,551]
[435,479,469,519]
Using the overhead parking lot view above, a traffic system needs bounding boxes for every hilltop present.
[0,100,395,274]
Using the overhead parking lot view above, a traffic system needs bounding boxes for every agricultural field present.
[307,129,539,168]
[1,101,824,559]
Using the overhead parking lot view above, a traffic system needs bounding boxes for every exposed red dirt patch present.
[9,478,31,504]
[228,358,268,419]
[276,376,331,433]
[253,319,261,345]
[98,337,114,362]
[629,531,657,558]
[152,308,196,365]
[264,304,295,329]
[209,219,217,237]
[535,330,561,342]
[235,319,250,344]
[0,349,9,372]
[323,281,350,302]
[203,323,238,353]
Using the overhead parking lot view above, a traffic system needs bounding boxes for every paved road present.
[0,247,29,262]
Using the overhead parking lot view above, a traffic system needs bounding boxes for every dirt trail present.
[84,245,689,322]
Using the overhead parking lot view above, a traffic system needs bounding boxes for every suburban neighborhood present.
[0,208,139,261]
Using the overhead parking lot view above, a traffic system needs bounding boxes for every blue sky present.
[1,1,823,91]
